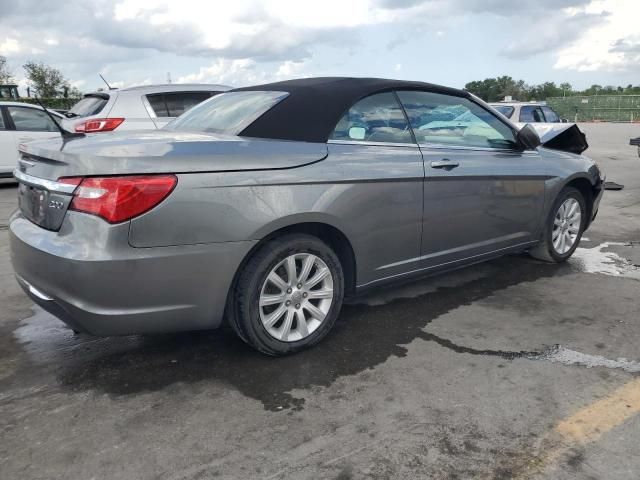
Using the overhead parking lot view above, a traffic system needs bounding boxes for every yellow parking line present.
[555,377,640,444]
[513,378,640,479]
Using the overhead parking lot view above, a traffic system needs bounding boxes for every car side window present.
[7,107,58,132]
[397,90,517,149]
[146,92,217,118]
[519,106,544,123]
[165,92,215,117]
[146,94,169,117]
[0,109,5,130]
[330,92,413,144]
[541,106,560,123]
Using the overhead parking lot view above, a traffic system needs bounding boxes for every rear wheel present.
[529,186,586,263]
[232,234,344,355]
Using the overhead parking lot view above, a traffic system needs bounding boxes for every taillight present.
[75,118,125,133]
[59,175,177,223]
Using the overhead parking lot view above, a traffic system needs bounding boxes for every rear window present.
[492,105,514,119]
[146,91,218,118]
[165,91,289,135]
[67,95,108,118]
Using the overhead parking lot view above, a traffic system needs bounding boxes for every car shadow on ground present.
[16,256,570,411]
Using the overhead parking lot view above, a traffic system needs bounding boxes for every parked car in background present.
[61,84,231,133]
[10,77,604,355]
[489,101,566,123]
[490,101,588,155]
[0,102,62,179]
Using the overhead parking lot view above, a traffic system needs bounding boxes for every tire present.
[529,186,587,263]
[231,234,344,356]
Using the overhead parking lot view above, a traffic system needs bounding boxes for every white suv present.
[61,84,231,133]
[489,102,566,123]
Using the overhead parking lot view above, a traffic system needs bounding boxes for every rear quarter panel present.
[129,143,424,286]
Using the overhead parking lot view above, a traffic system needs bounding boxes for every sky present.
[0,0,638,94]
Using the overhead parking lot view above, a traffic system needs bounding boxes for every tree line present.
[464,76,640,102]
[0,55,81,98]
[3,56,640,103]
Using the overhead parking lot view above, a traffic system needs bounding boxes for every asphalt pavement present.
[0,122,639,479]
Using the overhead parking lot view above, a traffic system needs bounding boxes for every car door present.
[396,90,546,270]
[5,105,60,147]
[0,107,17,174]
[327,92,425,286]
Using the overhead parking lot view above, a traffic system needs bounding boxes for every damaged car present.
[10,77,604,355]
[490,101,588,155]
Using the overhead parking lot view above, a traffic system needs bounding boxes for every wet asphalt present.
[1,123,639,479]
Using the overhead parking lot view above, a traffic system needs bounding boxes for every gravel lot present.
[1,123,639,480]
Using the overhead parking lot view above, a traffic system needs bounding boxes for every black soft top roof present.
[234,77,470,143]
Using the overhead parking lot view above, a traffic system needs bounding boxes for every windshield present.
[67,95,109,118]
[165,91,289,135]
[491,105,515,119]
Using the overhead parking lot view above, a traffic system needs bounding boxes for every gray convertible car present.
[10,77,604,355]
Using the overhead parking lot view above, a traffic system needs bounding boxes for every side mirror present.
[348,126,366,140]
[560,118,569,123]
[516,123,541,150]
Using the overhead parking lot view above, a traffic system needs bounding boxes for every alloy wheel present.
[259,253,334,342]
[552,197,582,254]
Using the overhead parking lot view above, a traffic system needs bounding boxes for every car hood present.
[17,130,328,180]
[515,123,589,154]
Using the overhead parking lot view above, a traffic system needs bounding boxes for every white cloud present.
[0,0,635,91]
[275,60,308,79]
[176,58,262,86]
[0,37,21,55]
[108,77,153,89]
[554,0,639,72]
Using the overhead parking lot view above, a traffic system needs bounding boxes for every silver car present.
[61,83,231,133]
[489,102,566,123]
[10,77,604,355]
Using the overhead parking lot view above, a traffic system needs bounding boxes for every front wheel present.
[231,234,344,355]
[529,186,586,263]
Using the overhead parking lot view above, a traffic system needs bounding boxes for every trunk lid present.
[17,130,328,180]
[15,131,328,231]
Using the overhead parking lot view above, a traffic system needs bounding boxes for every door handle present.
[430,159,459,169]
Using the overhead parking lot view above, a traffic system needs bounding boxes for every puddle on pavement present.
[9,242,639,412]
[11,256,570,411]
[422,333,640,373]
[570,242,640,279]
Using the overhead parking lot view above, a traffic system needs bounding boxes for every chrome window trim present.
[327,139,419,148]
[13,169,77,194]
[417,142,536,154]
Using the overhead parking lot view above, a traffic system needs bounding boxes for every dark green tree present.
[23,60,69,98]
[0,55,13,84]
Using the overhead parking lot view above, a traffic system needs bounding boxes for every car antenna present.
[33,95,85,139]
[99,73,115,90]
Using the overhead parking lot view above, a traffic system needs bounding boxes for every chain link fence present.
[546,95,640,123]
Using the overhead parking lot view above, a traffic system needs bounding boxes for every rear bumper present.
[10,211,256,335]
